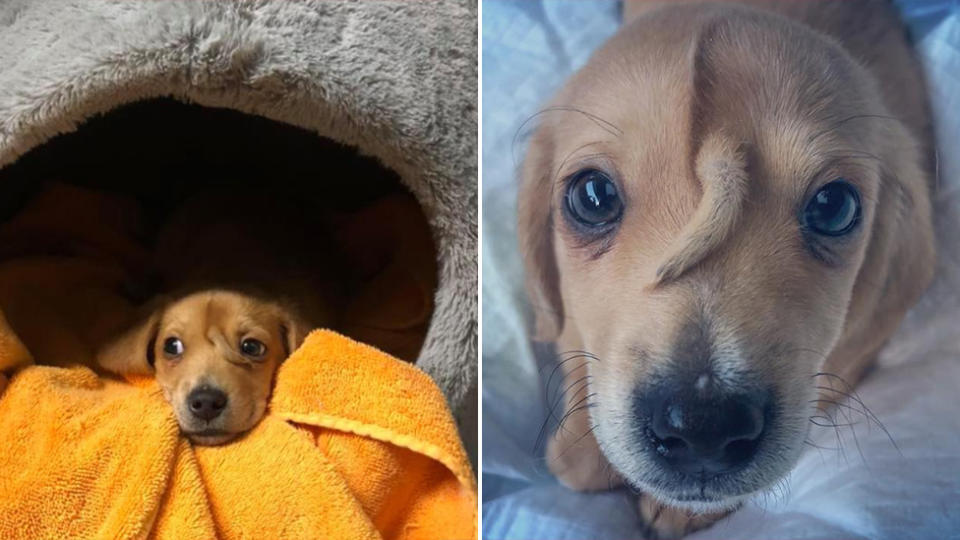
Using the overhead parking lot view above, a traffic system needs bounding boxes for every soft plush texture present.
[482,0,960,538]
[0,0,477,430]
[0,329,477,539]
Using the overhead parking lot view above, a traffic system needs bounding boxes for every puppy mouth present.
[638,462,753,506]
[183,428,240,445]
[177,404,268,445]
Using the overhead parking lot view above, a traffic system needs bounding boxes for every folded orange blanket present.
[0,330,477,539]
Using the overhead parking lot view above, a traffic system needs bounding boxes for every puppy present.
[99,290,307,445]
[99,189,339,444]
[518,1,934,536]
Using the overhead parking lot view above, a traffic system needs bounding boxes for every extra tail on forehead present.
[654,130,748,285]
[207,327,247,365]
[651,12,752,287]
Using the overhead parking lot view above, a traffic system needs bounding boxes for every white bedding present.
[481,1,960,537]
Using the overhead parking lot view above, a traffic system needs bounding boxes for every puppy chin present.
[175,413,250,446]
[650,489,749,514]
[178,405,269,445]
[187,430,240,446]
[618,451,784,514]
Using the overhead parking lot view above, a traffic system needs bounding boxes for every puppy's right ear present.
[518,127,564,341]
[97,302,165,376]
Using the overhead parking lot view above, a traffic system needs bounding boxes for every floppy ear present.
[97,302,165,376]
[279,314,311,360]
[518,127,564,341]
[829,128,935,381]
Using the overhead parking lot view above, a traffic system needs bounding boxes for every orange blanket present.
[0,329,477,539]
[0,184,476,538]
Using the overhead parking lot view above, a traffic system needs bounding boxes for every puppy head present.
[519,6,933,510]
[99,290,308,445]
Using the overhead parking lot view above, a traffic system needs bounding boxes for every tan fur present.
[639,493,733,539]
[98,190,337,445]
[98,290,308,445]
[519,1,934,536]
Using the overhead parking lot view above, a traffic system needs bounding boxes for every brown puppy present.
[99,290,308,445]
[518,1,934,536]
[99,189,338,445]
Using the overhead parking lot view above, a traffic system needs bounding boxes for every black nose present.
[641,388,767,475]
[187,387,228,421]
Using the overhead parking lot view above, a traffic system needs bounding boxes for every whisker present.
[809,415,861,428]
[810,398,871,432]
[539,350,600,374]
[553,149,611,187]
[542,356,591,424]
[533,369,588,453]
[533,348,605,454]
[533,397,562,453]
[804,438,838,460]
[829,390,869,466]
[556,395,598,434]
[811,409,848,463]
[814,372,901,456]
[543,355,592,407]
[547,375,593,437]
[551,424,599,462]
[511,105,622,168]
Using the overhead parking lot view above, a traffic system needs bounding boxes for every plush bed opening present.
[0,98,438,363]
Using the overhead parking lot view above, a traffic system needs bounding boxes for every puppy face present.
[520,6,933,510]
[100,290,306,445]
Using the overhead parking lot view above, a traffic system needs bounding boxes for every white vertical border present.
[476,0,484,535]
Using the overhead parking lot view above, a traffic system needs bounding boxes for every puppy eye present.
[240,338,267,357]
[162,337,184,357]
[565,169,623,227]
[803,179,861,236]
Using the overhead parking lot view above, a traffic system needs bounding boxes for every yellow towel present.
[0,329,477,539]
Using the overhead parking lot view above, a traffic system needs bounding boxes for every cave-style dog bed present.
[0,5,477,510]
[0,1,476,418]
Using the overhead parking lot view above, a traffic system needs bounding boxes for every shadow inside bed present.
[0,98,437,363]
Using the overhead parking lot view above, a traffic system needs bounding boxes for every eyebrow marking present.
[207,327,247,365]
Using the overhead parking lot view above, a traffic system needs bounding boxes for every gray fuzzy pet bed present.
[0,0,477,446]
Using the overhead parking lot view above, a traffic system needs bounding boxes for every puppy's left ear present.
[98,310,162,376]
[97,297,168,375]
[279,314,311,360]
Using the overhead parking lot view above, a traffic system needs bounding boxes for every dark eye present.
[162,337,184,357]
[240,338,267,357]
[804,179,861,236]
[565,169,623,227]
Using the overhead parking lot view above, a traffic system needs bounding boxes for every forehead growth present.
[587,7,876,282]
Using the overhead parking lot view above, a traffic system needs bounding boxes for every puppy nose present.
[642,389,767,475]
[187,387,228,421]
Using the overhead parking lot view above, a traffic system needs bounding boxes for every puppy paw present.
[546,427,623,491]
[639,494,731,539]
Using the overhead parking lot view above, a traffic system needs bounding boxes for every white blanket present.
[481,1,960,537]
